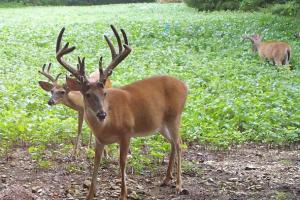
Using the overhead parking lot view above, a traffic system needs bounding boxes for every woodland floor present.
[0,144,299,200]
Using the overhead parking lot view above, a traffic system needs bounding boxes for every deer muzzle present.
[96,111,107,121]
[48,99,55,106]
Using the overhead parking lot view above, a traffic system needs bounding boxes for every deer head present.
[56,25,131,121]
[38,63,68,106]
[243,34,263,52]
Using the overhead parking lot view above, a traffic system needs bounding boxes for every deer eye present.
[59,91,65,95]
[86,93,91,98]
[103,92,107,97]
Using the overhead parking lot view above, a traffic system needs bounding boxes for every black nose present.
[48,99,54,106]
[96,111,107,121]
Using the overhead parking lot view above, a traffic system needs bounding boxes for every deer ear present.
[38,81,53,91]
[66,76,81,91]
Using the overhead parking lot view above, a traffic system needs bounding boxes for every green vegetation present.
[1,0,154,6]
[267,1,298,16]
[184,0,240,11]
[0,1,24,7]
[0,3,299,170]
[184,0,300,16]
[274,191,289,200]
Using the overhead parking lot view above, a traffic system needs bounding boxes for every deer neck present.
[63,91,84,112]
[83,89,132,144]
[252,42,261,53]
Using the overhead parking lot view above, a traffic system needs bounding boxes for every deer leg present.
[87,131,93,149]
[73,111,83,158]
[274,59,282,66]
[86,141,104,200]
[160,126,175,186]
[119,137,130,200]
[103,146,108,159]
[174,137,182,194]
[167,120,183,194]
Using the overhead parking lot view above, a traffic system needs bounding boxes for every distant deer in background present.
[243,34,291,66]
[38,63,112,157]
[294,32,300,40]
[54,25,188,200]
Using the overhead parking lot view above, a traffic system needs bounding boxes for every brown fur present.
[38,71,111,157]
[243,34,291,65]
[55,25,187,200]
[67,75,188,200]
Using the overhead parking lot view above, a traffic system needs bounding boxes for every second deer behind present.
[243,34,291,66]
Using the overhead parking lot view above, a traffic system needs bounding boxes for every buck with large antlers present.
[243,34,291,65]
[54,25,187,200]
[38,63,112,157]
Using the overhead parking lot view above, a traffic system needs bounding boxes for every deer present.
[52,25,188,200]
[38,63,112,157]
[295,32,300,40]
[243,34,291,66]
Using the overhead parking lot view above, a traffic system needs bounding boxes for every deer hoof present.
[179,188,189,195]
[176,185,183,194]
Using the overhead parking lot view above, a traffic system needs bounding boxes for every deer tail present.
[284,48,291,65]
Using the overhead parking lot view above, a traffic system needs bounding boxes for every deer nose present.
[96,111,107,121]
[48,99,55,106]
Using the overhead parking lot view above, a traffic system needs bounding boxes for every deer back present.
[84,76,187,145]
[258,41,291,62]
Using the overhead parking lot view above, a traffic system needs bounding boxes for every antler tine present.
[104,35,117,59]
[78,56,85,76]
[101,25,132,83]
[55,73,62,82]
[77,56,88,83]
[121,29,128,45]
[56,28,65,53]
[47,62,51,73]
[110,25,123,54]
[56,27,79,80]
[99,56,105,85]
[38,63,56,82]
[242,34,251,41]
[104,44,131,76]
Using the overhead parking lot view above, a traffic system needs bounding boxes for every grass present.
[0,3,299,169]
[0,2,25,8]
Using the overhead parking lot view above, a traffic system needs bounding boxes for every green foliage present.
[240,0,266,11]
[184,0,240,11]
[184,0,299,14]
[182,160,203,176]
[21,0,154,5]
[0,2,24,8]
[0,4,299,169]
[267,1,299,16]
[274,191,289,200]
[128,135,170,172]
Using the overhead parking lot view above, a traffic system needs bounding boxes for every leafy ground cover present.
[0,3,299,170]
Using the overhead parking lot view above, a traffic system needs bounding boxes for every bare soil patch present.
[0,144,299,200]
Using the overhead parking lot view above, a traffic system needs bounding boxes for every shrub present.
[217,0,240,10]
[22,0,155,5]
[184,0,240,11]
[240,0,266,11]
[268,1,299,16]
[157,0,182,3]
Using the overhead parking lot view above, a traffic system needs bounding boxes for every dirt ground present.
[0,144,299,200]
